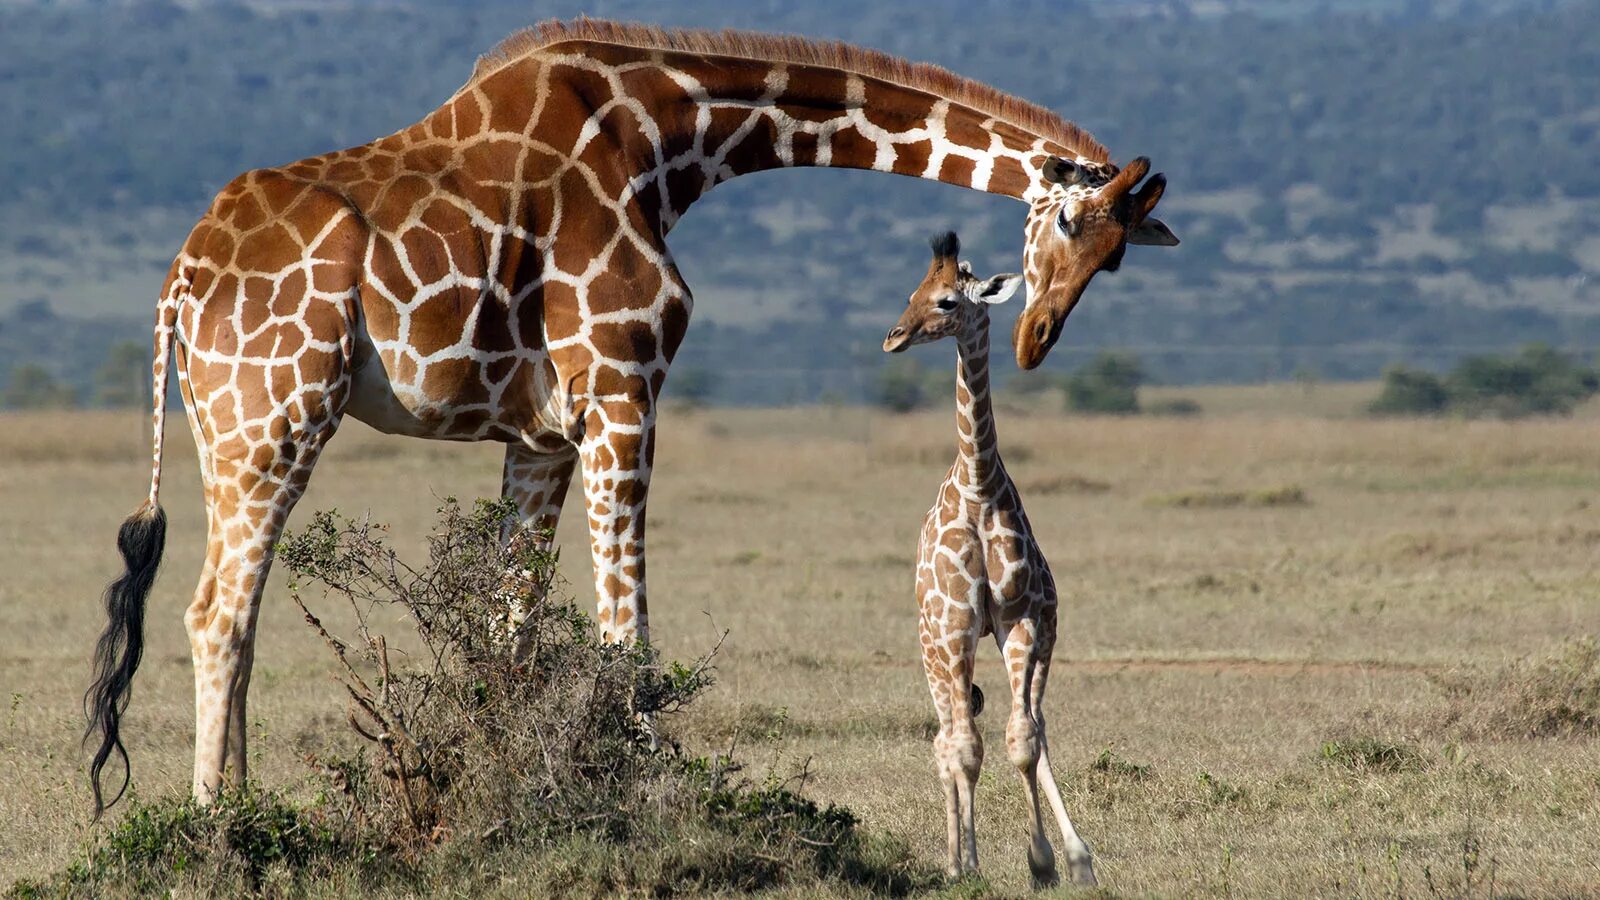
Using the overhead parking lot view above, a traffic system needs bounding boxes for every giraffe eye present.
[1056,208,1082,238]
[936,296,958,312]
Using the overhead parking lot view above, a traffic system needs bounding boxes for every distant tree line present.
[874,350,1202,417]
[1,341,148,411]
[1368,344,1600,418]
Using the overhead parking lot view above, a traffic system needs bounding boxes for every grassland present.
[2,384,1599,896]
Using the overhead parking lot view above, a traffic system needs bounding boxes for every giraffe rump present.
[468,18,1109,163]
[85,503,167,817]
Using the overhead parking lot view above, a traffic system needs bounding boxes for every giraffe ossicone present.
[85,19,1176,816]
[885,231,1098,887]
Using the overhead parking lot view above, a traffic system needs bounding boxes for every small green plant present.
[1196,771,1246,806]
[1319,735,1425,773]
[1088,748,1153,781]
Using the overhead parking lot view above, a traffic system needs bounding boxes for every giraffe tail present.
[84,270,183,818]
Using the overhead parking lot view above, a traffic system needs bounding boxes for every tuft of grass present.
[1019,474,1112,496]
[1319,735,1426,774]
[1251,484,1310,506]
[1144,397,1204,417]
[1088,748,1153,781]
[1146,483,1309,509]
[1196,771,1246,806]
[1432,637,1600,738]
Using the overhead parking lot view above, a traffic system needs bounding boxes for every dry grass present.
[4,398,1600,896]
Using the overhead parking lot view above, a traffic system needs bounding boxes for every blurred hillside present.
[1,0,1596,404]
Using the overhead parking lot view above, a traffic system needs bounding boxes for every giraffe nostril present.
[1033,320,1049,342]
[889,327,906,338]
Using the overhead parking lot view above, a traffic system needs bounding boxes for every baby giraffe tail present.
[84,271,182,818]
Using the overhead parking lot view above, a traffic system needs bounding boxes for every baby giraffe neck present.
[953,315,1000,493]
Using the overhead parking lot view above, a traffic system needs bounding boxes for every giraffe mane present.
[469,18,1110,164]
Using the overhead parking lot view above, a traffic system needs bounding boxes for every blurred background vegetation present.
[1,0,1596,409]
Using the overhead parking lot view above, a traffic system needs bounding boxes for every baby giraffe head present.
[883,232,1024,353]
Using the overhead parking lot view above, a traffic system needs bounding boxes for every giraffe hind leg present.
[500,443,577,661]
[185,407,342,800]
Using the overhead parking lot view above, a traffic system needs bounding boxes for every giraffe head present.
[1013,155,1178,369]
[883,231,1023,352]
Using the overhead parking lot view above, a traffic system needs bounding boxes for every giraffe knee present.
[1006,714,1042,770]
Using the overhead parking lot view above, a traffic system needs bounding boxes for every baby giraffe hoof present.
[1027,841,1059,889]
[1065,850,1098,887]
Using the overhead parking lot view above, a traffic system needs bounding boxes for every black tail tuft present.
[85,504,166,818]
[969,683,985,718]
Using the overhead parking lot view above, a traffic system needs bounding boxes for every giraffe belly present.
[344,346,450,437]
[345,324,569,445]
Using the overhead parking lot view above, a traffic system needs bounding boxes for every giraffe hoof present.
[1066,852,1098,887]
[1028,842,1059,889]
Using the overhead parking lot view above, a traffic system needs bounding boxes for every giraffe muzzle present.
[883,325,915,353]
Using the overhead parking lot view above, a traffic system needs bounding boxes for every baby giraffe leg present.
[1030,647,1098,885]
[922,598,984,877]
[999,621,1058,888]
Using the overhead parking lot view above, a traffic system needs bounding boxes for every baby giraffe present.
[883,232,1097,887]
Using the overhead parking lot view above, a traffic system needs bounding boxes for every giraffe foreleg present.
[1028,612,1098,886]
[998,617,1059,888]
[922,559,985,878]
[576,401,655,645]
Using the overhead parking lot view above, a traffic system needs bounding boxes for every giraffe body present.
[885,233,1096,886]
[87,20,1177,813]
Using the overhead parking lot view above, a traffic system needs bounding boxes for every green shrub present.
[1,364,77,410]
[875,357,930,413]
[16,788,353,897]
[1446,343,1599,418]
[1064,351,1143,415]
[92,341,148,409]
[1368,365,1449,416]
[1370,345,1600,419]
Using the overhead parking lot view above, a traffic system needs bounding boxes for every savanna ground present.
[2,382,1598,897]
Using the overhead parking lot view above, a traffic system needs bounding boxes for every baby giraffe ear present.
[967,273,1023,304]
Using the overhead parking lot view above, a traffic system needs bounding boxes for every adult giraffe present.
[86,19,1178,813]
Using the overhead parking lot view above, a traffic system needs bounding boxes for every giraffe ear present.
[1041,157,1085,187]
[1128,217,1180,246]
[967,273,1023,304]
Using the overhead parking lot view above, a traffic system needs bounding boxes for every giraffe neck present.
[953,317,1001,493]
[491,42,1070,232]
